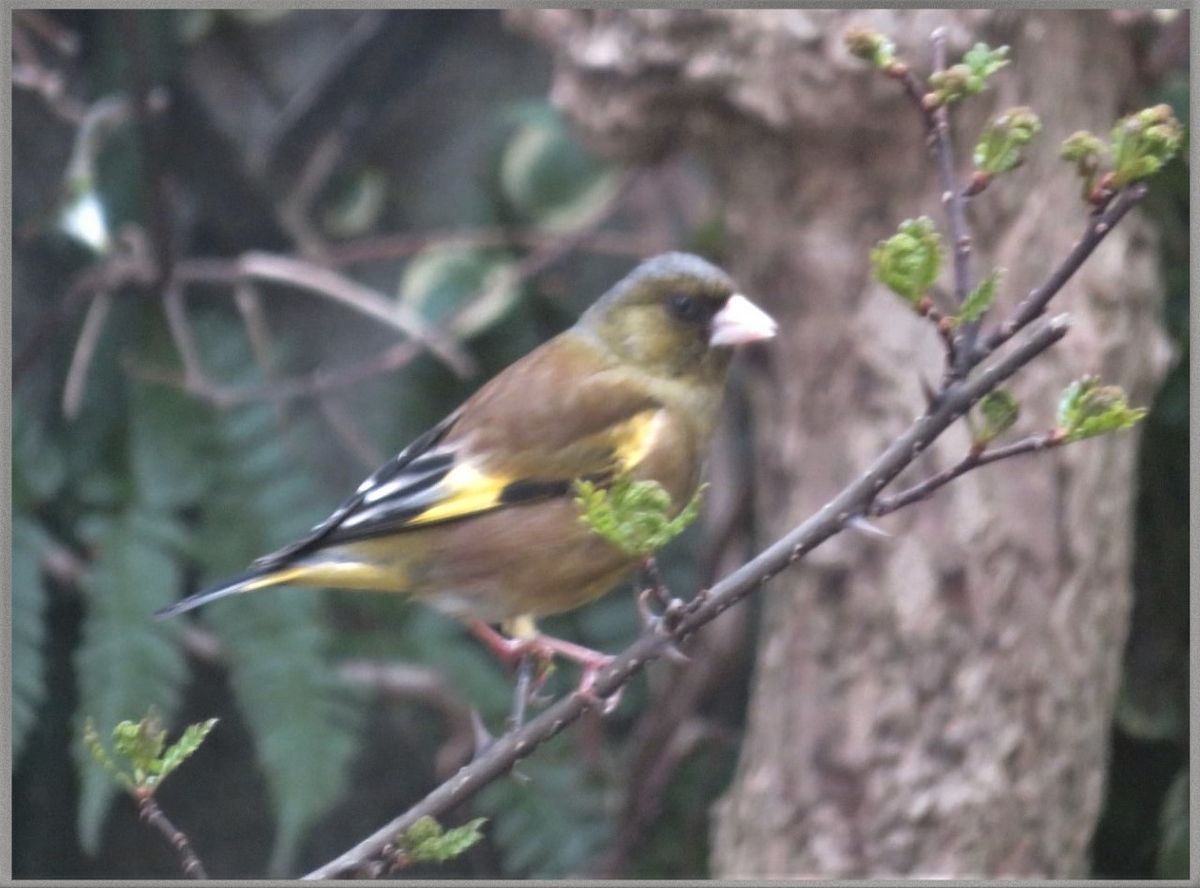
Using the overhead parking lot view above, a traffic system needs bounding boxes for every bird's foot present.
[467,619,621,718]
[635,587,690,663]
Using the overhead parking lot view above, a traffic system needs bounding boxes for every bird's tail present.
[154,564,311,619]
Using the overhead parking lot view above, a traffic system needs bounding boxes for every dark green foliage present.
[73,509,188,852]
[399,245,522,338]
[189,326,362,876]
[12,516,51,764]
[496,102,618,231]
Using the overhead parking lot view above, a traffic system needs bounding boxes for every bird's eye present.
[666,294,706,324]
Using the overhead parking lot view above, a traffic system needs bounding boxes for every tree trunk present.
[510,9,1173,878]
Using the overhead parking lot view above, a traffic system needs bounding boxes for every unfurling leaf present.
[1056,376,1147,442]
[1110,104,1184,188]
[954,268,1002,326]
[975,389,1020,445]
[870,217,944,304]
[395,816,487,865]
[158,719,219,783]
[83,710,218,795]
[974,108,1041,176]
[844,25,896,69]
[926,43,1009,107]
[1060,130,1107,199]
[575,476,705,557]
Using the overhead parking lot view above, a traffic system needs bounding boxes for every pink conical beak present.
[709,293,777,347]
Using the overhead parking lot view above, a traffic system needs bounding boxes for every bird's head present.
[579,252,777,383]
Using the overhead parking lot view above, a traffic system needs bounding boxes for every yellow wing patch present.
[382,408,664,529]
[404,461,508,526]
[612,409,665,472]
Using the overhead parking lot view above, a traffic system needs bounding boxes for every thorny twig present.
[973,182,1150,364]
[870,430,1064,517]
[136,792,208,879]
[302,314,1070,880]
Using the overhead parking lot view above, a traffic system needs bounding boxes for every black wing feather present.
[251,414,458,571]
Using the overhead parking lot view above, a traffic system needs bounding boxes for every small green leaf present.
[926,43,1009,106]
[575,476,705,557]
[844,25,896,68]
[870,217,943,304]
[396,816,487,865]
[82,717,136,793]
[157,718,218,783]
[973,108,1041,176]
[954,268,1002,326]
[1110,104,1184,188]
[962,43,1010,80]
[1056,376,1147,442]
[975,389,1020,445]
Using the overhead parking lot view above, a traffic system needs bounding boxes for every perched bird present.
[156,253,776,693]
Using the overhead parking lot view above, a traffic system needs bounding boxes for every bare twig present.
[174,253,475,377]
[121,10,174,290]
[925,28,979,378]
[973,183,1150,365]
[61,291,114,419]
[302,315,1070,880]
[314,394,384,469]
[136,792,208,879]
[871,431,1064,517]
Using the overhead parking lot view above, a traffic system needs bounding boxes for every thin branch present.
[973,182,1150,365]
[136,793,207,879]
[925,28,979,378]
[870,430,1064,517]
[302,314,1071,880]
[61,291,113,419]
[314,394,384,470]
[174,253,475,377]
[121,10,174,291]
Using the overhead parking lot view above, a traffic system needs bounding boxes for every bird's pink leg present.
[466,619,620,713]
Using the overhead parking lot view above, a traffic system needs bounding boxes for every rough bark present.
[509,9,1173,878]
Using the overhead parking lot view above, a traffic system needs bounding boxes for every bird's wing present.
[254,335,662,565]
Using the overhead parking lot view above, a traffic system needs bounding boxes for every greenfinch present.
[157,252,776,681]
